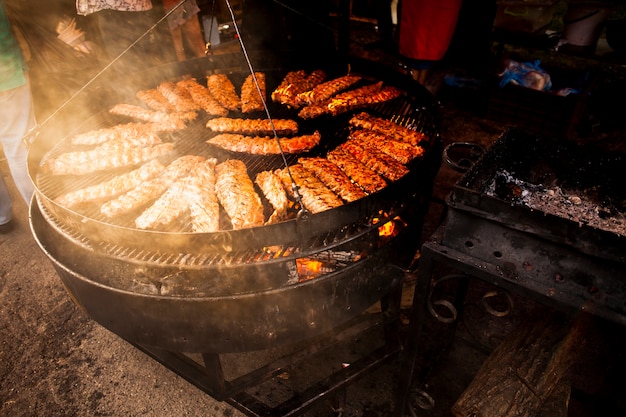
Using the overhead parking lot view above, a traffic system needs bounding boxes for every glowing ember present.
[296,258,327,281]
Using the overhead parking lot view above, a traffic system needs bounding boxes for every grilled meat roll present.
[206,117,298,136]
[298,82,386,119]
[54,159,165,208]
[255,169,290,224]
[71,121,186,146]
[347,129,424,164]
[207,131,321,155]
[278,164,343,214]
[215,159,265,229]
[158,80,200,112]
[136,88,175,113]
[271,69,326,108]
[177,77,229,117]
[326,147,387,194]
[241,72,266,113]
[100,155,206,218]
[338,138,409,182]
[295,75,362,107]
[185,158,220,233]
[134,179,190,230]
[206,73,240,111]
[298,157,367,202]
[44,131,166,175]
[110,103,197,124]
[348,112,426,146]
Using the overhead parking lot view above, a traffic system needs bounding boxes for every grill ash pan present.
[446,128,626,263]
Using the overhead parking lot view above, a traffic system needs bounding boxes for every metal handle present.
[443,142,485,173]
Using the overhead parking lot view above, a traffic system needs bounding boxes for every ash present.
[486,170,626,237]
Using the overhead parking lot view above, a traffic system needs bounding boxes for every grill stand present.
[394,211,626,416]
[128,274,406,417]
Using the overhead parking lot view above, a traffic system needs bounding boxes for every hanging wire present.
[223,0,308,217]
[24,0,188,144]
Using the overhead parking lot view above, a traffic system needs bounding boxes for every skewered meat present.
[298,157,367,202]
[296,75,362,107]
[206,117,298,136]
[44,131,167,175]
[100,155,206,217]
[338,138,409,181]
[110,103,197,124]
[297,82,382,119]
[327,84,402,116]
[326,147,387,194]
[158,80,200,112]
[70,121,185,146]
[277,164,343,214]
[206,73,240,111]
[177,78,228,117]
[54,159,165,208]
[241,72,266,113]
[207,131,321,155]
[348,111,426,146]
[136,88,174,113]
[134,179,190,230]
[215,159,265,229]
[255,170,290,224]
[184,158,220,233]
[348,129,424,164]
[271,69,326,108]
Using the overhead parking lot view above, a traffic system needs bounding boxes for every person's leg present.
[169,26,186,60]
[0,174,12,225]
[0,79,35,208]
[181,15,207,58]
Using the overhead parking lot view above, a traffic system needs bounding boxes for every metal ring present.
[427,299,458,324]
[481,290,514,317]
[443,142,485,173]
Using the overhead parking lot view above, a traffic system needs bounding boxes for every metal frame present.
[394,214,626,416]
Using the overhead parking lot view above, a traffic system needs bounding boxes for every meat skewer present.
[295,75,362,107]
[215,159,265,229]
[44,131,165,175]
[109,103,197,124]
[241,72,266,113]
[255,170,290,224]
[206,73,240,111]
[100,155,206,218]
[277,164,343,214]
[348,129,424,164]
[70,121,185,146]
[338,138,410,182]
[206,117,298,136]
[136,88,174,113]
[184,158,220,233]
[349,111,426,146]
[271,69,326,108]
[298,157,367,202]
[207,131,321,155]
[134,179,190,230]
[54,159,165,208]
[177,78,228,117]
[326,147,387,194]
[158,80,200,112]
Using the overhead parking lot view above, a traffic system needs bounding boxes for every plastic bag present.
[498,59,552,91]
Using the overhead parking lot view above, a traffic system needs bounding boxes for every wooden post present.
[451,309,590,417]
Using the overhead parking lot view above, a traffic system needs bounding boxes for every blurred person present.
[0,0,36,231]
[162,0,206,60]
[76,0,159,72]
[398,0,463,85]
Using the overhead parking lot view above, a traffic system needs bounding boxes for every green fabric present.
[0,0,26,92]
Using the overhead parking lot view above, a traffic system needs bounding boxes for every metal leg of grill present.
[131,292,406,417]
